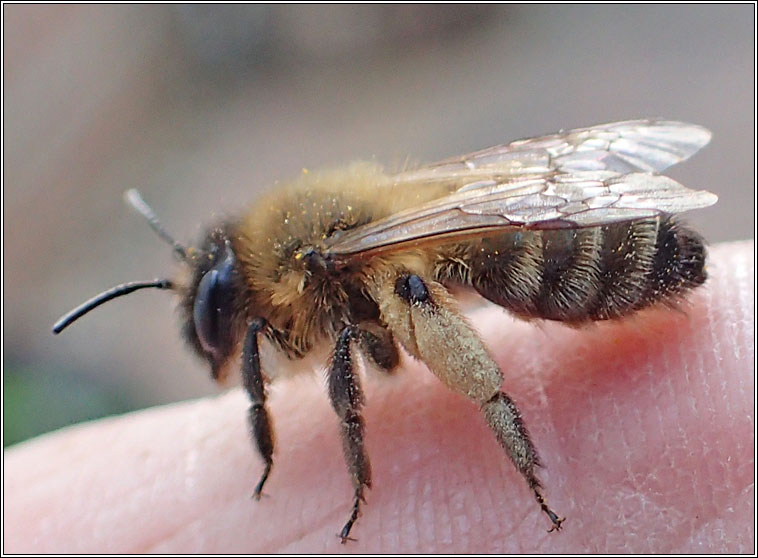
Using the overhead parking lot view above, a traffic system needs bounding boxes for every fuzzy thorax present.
[228,163,440,355]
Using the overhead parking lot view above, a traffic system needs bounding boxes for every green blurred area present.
[3,362,136,447]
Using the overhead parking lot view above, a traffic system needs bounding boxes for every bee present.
[53,119,717,542]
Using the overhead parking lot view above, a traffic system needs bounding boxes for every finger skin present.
[4,241,753,553]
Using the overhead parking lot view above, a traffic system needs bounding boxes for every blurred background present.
[3,5,754,446]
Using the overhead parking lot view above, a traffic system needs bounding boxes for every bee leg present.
[328,325,372,543]
[358,323,400,373]
[242,318,275,499]
[483,391,564,531]
[376,272,564,531]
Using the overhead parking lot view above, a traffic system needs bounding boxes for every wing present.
[325,171,718,256]
[390,119,713,188]
[324,120,716,258]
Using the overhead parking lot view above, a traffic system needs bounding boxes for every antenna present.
[124,189,187,261]
[52,279,174,334]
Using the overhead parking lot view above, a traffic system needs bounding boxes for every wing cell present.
[325,120,716,258]
[392,119,712,188]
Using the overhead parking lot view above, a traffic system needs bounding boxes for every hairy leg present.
[357,321,400,373]
[328,325,372,542]
[374,272,563,531]
[242,318,275,499]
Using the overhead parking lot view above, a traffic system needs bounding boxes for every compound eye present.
[193,249,237,359]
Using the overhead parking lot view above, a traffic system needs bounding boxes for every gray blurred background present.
[4,5,755,445]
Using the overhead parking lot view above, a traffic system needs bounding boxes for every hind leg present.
[374,272,564,531]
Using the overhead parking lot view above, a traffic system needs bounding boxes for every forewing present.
[391,119,712,189]
[325,171,717,257]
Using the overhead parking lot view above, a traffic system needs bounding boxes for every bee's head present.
[180,227,247,381]
[52,190,247,383]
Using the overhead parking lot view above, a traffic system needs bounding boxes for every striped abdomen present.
[436,217,706,323]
